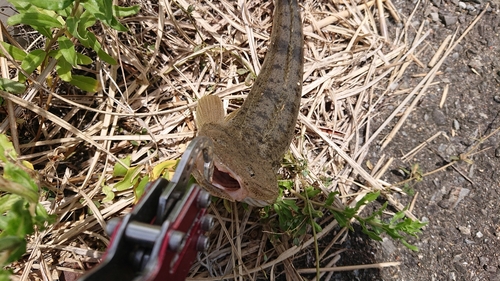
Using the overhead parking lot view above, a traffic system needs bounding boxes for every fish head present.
[194,123,279,207]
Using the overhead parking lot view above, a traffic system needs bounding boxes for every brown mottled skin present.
[194,0,303,206]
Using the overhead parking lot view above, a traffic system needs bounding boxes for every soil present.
[335,1,500,280]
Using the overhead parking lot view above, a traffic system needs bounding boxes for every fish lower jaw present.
[211,182,248,201]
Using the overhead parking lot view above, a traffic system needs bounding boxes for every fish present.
[193,0,303,207]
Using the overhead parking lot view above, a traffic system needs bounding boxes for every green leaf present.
[134,176,149,202]
[354,191,380,210]
[305,187,321,198]
[151,159,177,179]
[107,16,127,32]
[6,200,33,236]
[58,37,77,66]
[7,13,63,30]
[0,194,20,215]
[69,75,100,93]
[236,68,249,75]
[79,31,116,65]
[2,163,39,202]
[31,0,75,11]
[401,240,419,251]
[0,42,26,61]
[114,165,142,191]
[101,184,115,203]
[28,0,74,10]
[312,221,322,233]
[68,12,96,39]
[324,191,338,206]
[113,5,140,17]
[0,236,23,252]
[0,78,26,94]
[113,156,131,177]
[0,135,17,162]
[76,53,93,65]
[4,0,31,12]
[21,50,46,75]
[332,211,350,228]
[55,57,72,82]
[33,203,55,230]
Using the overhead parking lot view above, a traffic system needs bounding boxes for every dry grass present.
[0,0,487,280]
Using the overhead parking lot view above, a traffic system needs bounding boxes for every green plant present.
[0,0,139,93]
[0,134,56,279]
[328,191,427,251]
[265,181,427,251]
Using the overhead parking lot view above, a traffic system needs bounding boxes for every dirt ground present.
[333,1,500,280]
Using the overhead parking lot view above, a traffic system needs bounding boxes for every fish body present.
[194,0,303,206]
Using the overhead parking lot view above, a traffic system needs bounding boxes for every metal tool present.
[78,136,215,281]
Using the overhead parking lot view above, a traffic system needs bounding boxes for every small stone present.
[486,265,497,273]
[450,0,459,5]
[495,147,500,158]
[440,14,458,26]
[430,12,440,22]
[431,0,442,6]
[476,231,483,238]
[458,1,467,8]
[381,237,397,254]
[432,108,447,126]
[479,256,489,266]
[469,59,483,70]
[453,262,467,274]
[466,4,476,11]
[494,96,500,103]
[437,199,450,209]
[458,225,471,235]
[453,119,460,130]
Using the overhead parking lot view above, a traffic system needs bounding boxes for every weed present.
[0,0,139,93]
[0,135,56,278]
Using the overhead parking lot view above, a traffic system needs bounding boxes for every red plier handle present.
[79,136,215,281]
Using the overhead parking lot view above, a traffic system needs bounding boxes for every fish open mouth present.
[210,161,248,201]
[212,167,240,190]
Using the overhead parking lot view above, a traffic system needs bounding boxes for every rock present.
[466,4,476,11]
[476,231,483,238]
[479,256,490,266]
[440,14,458,26]
[437,198,450,209]
[493,95,500,103]
[453,119,460,130]
[495,147,500,158]
[381,237,397,254]
[451,187,470,208]
[453,262,467,274]
[486,265,497,273]
[468,59,483,70]
[432,108,447,126]
[458,1,467,8]
[430,12,440,22]
[458,225,471,235]
[431,0,442,6]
